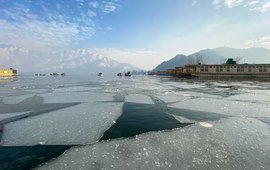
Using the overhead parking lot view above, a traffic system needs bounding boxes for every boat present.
[0,68,17,77]
[61,73,66,76]
[98,73,103,76]
[124,71,131,77]
[50,73,59,76]
[117,73,122,76]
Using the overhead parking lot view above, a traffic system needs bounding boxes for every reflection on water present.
[0,77,17,83]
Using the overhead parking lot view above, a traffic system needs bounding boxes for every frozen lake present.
[0,74,270,170]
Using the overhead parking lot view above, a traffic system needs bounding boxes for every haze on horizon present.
[0,0,270,70]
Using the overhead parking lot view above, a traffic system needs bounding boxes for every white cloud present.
[101,1,120,13]
[212,0,245,8]
[212,0,224,9]
[0,4,96,50]
[246,36,270,48]
[89,1,99,8]
[211,0,270,12]
[91,48,162,70]
[0,0,121,50]
[224,0,245,8]
[252,2,270,12]
[248,0,259,6]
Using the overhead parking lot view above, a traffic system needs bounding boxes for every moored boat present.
[0,68,17,77]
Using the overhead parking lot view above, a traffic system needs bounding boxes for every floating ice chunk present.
[40,92,113,103]
[3,94,35,104]
[37,117,270,170]
[169,98,270,117]
[2,102,123,146]
[125,94,154,104]
[199,122,213,128]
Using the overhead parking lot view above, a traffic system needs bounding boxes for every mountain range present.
[0,46,138,74]
[152,47,270,72]
[1,46,270,73]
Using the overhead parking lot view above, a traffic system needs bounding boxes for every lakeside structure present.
[155,58,270,80]
[0,68,17,77]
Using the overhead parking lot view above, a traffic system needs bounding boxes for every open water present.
[0,75,270,170]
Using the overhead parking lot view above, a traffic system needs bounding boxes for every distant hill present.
[153,54,187,72]
[213,47,270,64]
[0,46,139,73]
[152,47,270,72]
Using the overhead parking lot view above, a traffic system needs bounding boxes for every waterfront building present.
[157,59,270,79]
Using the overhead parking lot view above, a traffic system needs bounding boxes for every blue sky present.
[0,0,270,69]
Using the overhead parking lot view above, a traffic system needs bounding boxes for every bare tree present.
[187,56,196,65]
[219,58,227,64]
[235,56,242,64]
[195,55,207,64]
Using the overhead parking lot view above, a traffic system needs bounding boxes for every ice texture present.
[2,94,35,104]
[37,117,270,170]
[2,102,123,146]
[0,112,29,122]
[40,91,113,103]
[169,97,270,117]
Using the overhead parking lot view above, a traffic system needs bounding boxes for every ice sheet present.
[52,86,101,93]
[37,117,270,170]
[0,112,30,122]
[40,92,113,103]
[125,94,154,104]
[2,102,123,146]
[2,94,35,104]
[155,91,222,103]
[169,97,270,117]
[226,93,270,105]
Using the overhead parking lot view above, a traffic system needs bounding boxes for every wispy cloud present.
[0,6,93,50]
[247,0,259,6]
[92,48,161,70]
[100,0,120,13]
[246,35,270,48]
[88,1,99,8]
[0,0,120,50]
[252,2,270,12]
[212,0,244,9]
[212,0,270,12]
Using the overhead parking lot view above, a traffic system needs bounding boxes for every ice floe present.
[2,94,35,104]
[169,97,270,117]
[37,117,270,170]
[2,102,123,146]
[0,112,30,122]
[40,91,113,103]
